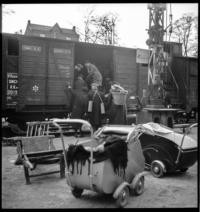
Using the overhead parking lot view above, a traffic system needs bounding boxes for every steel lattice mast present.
[146,3,167,107]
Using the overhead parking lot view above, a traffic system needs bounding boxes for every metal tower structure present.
[146,3,167,107]
[136,3,179,128]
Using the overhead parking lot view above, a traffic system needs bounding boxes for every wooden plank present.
[21,136,55,153]
[26,149,63,157]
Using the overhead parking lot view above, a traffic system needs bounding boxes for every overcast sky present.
[2,3,198,49]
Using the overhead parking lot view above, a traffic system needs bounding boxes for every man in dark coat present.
[106,93,127,125]
[66,74,89,135]
[88,83,105,131]
[71,74,88,119]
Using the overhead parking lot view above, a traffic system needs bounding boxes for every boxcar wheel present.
[133,176,145,196]
[116,186,129,208]
[71,187,83,198]
[151,160,165,178]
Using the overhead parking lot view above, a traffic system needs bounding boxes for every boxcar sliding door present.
[18,37,74,111]
[18,37,46,110]
[113,47,149,99]
[47,41,74,107]
[113,47,137,97]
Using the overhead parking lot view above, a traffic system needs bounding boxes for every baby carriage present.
[53,118,146,208]
[96,122,198,178]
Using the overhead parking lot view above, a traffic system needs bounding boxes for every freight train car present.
[171,56,198,123]
[2,33,149,135]
[2,33,75,132]
[2,33,197,135]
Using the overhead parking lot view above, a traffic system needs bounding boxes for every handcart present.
[53,118,146,208]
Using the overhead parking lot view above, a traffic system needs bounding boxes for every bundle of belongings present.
[66,135,128,177]
[110,84,128,105]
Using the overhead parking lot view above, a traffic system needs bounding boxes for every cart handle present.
[51,121,72,186]
[175,122,198,164]
[51,119,94,189]
[186,123,198,134]
[51,118,93,136]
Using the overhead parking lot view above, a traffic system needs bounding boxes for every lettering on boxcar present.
[7,72,18,105]
[58,64,70,70]
[53,48,71,55]
[22,45,41,52]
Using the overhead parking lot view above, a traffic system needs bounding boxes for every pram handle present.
[51,118,93,136]
[51,118,94,190]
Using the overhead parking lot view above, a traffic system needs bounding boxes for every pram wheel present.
[132,176,145,196]
[150,160,165,178]
[71,187,83,198]
[116,186,129,208]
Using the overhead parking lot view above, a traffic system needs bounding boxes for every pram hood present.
[140,123,197,150]
[98,123,197,150]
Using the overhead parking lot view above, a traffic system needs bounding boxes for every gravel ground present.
[1,127,198,208]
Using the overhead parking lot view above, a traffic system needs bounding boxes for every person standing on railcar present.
[84,61,103,90]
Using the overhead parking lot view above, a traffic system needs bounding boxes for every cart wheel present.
[180,168,188,173]
[133,176,145,196]
[151,160,165,178]
[116,186,129,208]
[71,188,83,198]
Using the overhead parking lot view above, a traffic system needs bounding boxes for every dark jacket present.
[106,93,127,125]
[88,90,105,130]
[71,90,88,119]
[74,76,88,92]
[71,77,88,119]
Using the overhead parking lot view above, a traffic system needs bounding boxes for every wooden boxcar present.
[171,56,198,112]
[2,33,197,133]
[2,33,75,129]
[2,33,149,131]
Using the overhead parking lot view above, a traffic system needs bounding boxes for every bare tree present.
[83,7,95,43]
[171,13,197,57]
[82,10,119,45]
[90,13,119,45]
[188,16,198,57]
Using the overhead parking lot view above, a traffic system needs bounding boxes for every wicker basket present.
[111,91,128,105]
